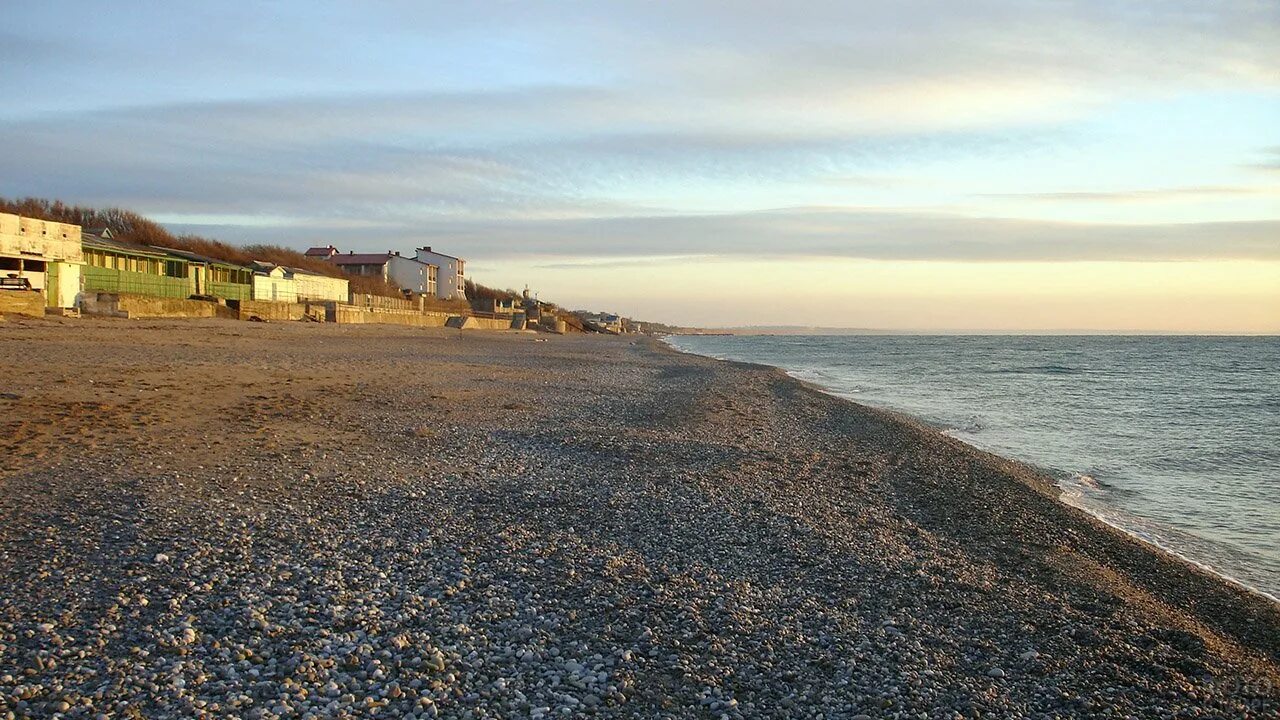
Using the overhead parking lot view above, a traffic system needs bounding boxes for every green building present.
[151,246,253,301]
[82,234,194,298]
[81,234,256,302]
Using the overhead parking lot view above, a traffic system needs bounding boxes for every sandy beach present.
[1,317,1277,718]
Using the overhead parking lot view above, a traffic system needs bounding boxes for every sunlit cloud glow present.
[2,1,1277,330]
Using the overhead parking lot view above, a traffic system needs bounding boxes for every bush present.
[464,279,521,301]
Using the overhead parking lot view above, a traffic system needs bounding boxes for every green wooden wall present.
[83,265,193,299]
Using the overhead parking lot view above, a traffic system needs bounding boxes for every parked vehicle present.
[0,275,33,291]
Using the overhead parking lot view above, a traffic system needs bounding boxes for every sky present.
[2,1,1278,331]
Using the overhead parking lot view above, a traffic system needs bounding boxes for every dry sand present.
[1,317,1277,718]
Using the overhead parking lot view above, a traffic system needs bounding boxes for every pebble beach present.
[1,318,1277,719]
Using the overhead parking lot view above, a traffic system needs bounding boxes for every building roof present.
[283,265,346,280]
[247,260,346,281]
[82,233,171,259]
[329,252,394,266]
[151,246,251,269]
[304,245,337,256]
[330,252,437,269]
[416,246,462,261]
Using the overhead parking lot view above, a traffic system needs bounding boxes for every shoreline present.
[650,335,1280,658]
[662,334,1280,607]
[2,318,1277,716]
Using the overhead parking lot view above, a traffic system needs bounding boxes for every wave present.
[667,333,1280,602]
[981,364,1081,375]
[941,415,986,436]
[1056,478,1280,604]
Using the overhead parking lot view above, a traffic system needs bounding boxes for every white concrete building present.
[328,251,437,296]
[0,212,83,308]
[288,267,349,302]
[253,264,350,303]
[252,265,294,302]
[414,247,466,300]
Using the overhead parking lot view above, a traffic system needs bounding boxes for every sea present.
[666,334,1280,601]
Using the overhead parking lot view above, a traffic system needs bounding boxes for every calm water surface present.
[668,335,1280,600]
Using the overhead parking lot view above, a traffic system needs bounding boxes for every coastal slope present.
[0,318,1276,718]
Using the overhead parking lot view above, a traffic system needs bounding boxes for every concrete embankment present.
[67,292,534,330]
[78,292,236,319]
[0,290,46,317]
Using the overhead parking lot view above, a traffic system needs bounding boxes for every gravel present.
[0,318,1277,718]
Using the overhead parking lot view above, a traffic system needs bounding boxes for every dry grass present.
[464,280,517,301]
[348,274,410,298]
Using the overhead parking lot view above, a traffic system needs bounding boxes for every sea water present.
[667,334,1280,600]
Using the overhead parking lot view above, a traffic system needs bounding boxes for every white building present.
[251,265,294,302]
[328,251,437,296]
[252,264,349,303]
[0,212,83,308]
[414,247,466,300]
[288,267,349,302]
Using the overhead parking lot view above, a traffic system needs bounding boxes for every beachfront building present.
[471,297,521,316]
[582,313,624,334]
[328,250,437,296]
[252,264,294,303]
[251,263,350,303]
[155,247,253,301]
[304,245,339,260]
[290,267,349,302]
[82,233,193,298]
[0,212,83,308]
[414,247,465,300]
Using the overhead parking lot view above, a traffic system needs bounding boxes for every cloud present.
[980,186,1276,202]
[1246,146,1280,173]
[0,0,1275,278]
[532,255,719,271]
[0,91,1051,221]
[4,2,1277,125]
[165,207,1280,263]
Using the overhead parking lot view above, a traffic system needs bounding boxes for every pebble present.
[0,325,1271,719]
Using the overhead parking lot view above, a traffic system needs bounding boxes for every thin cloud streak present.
[167,209,1280,263]
[0,0,1275,325]
[981,186,1276,202]
[0,93,1063,220]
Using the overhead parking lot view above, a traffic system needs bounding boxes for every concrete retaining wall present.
[80,292,232,319]
[348,293,417,311]
[120,294,227,319]
[331,304,452,327]
[0,291,46,317]
[237,300,305,322]
[446,316,517,330]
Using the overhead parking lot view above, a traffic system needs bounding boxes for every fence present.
[349,293,417,311]
[82,267,191,299]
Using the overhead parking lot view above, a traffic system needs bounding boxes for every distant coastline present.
[681,326,1280,336]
